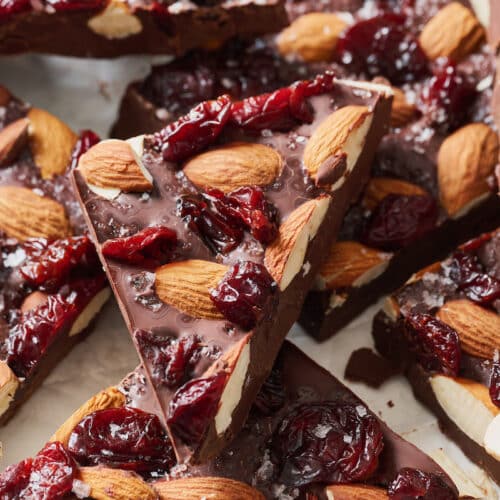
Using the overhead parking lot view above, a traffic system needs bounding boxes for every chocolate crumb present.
[387,400,394,408]
[345,348,399,388]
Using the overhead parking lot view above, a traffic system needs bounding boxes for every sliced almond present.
[362,177,426,211]
[0,86,11,107]
[183,142,282,193]
[390,88,417,127]
[317,241,391,289]
[0,186,71,241]
[88,0,142,39]
[438,123,499,217]
[153,476,264,500]
[79,466,157,500]
[276,12,347,62]
[265,196,330,290]
[69,287,111,337]
[436,299,500,360]
[155,260,226,319]
[326,484,388,499]
[50,386,125,446]
[27,108,77,179]
[419,2,485,61]
[484,414,500,461]
[0,362,19,418]
[383,296,400,321]
[0,118,30,167]
[79,139,153,198]
[21,291,49,313]
[409,260,442,283]
[303,105,373,189]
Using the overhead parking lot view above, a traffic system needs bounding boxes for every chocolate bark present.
[0,88,110,424]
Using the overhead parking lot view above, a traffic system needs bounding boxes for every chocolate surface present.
[344,347,399,388]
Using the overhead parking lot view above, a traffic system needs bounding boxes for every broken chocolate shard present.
[344,347,399,388]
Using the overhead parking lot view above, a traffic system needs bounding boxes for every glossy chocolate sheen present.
[0,0,286,57]
[120,341,457,499]
[73,80,392,463]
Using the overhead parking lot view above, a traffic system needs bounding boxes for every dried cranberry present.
[135,330,200,389]
[420,62,477,132]
[152,95,231,162]
[363,194,438,251]
[43,0,105,11]
[0,0,31,21]
[167,372,226,447]
[490,361,500,408]
[210,261,276,330]
[404,313,461,376]
[460,232,492,253]
[254,367,285,415]
[20,236,97,291]
[70,129,100,170]
[101,226,177,267]
[68,407,175,475]
[272,401,384,487]
[0,458,33,498]
[336,14,428,84]
[388,468,458,499]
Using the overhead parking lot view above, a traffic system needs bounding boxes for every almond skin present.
[0,186,71,241]
[183,142,282,193]
[27,107,77,179]
[277,12,347,62]
[325,484,389,499]
[0,118,29,167]
[362,177,426,211]
[390,88,417,127]
[419,2,485,61]
[437,123,498,217]
[153,476,264,500]
[50,387,125,446]
[0,361,19,418]
[155,260,226,319]
[436,299,500,360]
[79,139,153,193]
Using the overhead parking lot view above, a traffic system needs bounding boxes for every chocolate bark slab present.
[0,87,110,425]
[0,0,286,57]
[72,76,392,464]
[373,228,500,484]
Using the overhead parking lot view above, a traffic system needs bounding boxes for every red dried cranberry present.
[388,468,458,499]
[490,361,500,408]
[0,0,31,21]
[363,194,438,251]
[167,373,226,447]
[272,401,384,487]
[101,226,177,267]
[68,407,175,475]
[20,236,97,291]
[460,232,492,253]
[70,129,100,170]
[152,95,231,162]
[404,313,461,376]
[420,62,476,132]
[210,261,276,330]
[135,330,200,388]
[254,367,285,415]
[43,0,105,11]
[336,14,428,84]
[0,458,33,498]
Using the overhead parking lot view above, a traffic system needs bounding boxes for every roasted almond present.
[0,118,29,167]
[317,241,392,289]
[0,186,71,241]
[183,142,282,193]
[153,476,264,500]
[27,107,77,179]
[265,196,330,290]
[0,86,10,107]
[0,362,19,418]
[362,177,426,210]
[438,123,498,217]
[50,387,125,446]
[79,139,153,196]
[390,87,417,127]
[277,12,347,62]
[436,299,500,360]
[303,105,372,189]
[325,484,389,499]
[419,2,485,61]
[155,260,226,319]
[79,466,157,500]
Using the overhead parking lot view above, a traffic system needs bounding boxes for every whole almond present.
[27,108,77,179]
[0,361,19,418]
[155,260,227,319]
[183,142,282,192]
[437,299,500,359]
[79,139,153,193]
[437,123,498,217]
[0,86,10,107]
[0,186,71,241]
[303,105,372,187]
[419,2,485,61]
[79,466,157,500]
[0,118,29,167]
[50,387,125,445]
[325,484,389,499]
[153,476,264,500]
[277,12,347,62]
[318,241,391,289]
[390,88,417,127]
[362,177,426,210]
